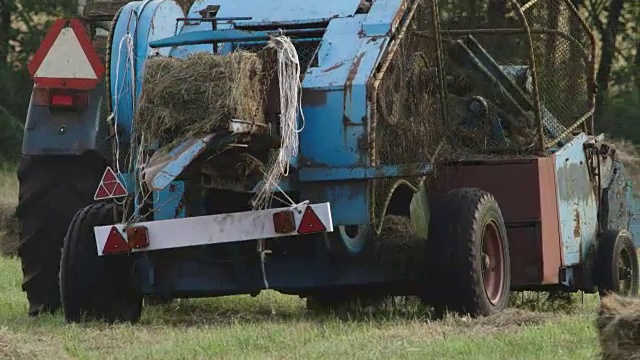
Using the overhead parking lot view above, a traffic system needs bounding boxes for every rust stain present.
[573,208,581,239]
[343,52,366,114]
[174,195,185,218]
[323,62,345,73]
[391,1,409,34]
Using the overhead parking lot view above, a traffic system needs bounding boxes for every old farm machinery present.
[19,0,638,322]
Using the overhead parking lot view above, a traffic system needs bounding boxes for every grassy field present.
[0,166,607,359]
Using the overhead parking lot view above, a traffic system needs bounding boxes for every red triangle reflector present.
[112,182,128,197]
[94,184,110,200]
[102,168,117,183]
[103,226,129,255]
[94,167,128,200]
[297,206,327,234]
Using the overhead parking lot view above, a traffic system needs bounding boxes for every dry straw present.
[597,294,640,360]
[135,51,266,146]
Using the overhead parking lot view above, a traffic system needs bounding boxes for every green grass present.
[0,166,607,360]
[0,255,603,360]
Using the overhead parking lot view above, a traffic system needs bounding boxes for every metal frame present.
[412,0,597,152]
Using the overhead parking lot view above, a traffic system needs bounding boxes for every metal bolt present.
[58,126,66,135]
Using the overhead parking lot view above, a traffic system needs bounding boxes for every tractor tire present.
[594,229,639,298]
[16,153,106,317]
[425,188,511,317]
[60,202,142,323]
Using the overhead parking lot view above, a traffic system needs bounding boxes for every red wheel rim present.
[481,220,505,305]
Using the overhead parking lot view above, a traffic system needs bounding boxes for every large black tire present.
[60,202,142,323]
[16,153,106,317]
[594,229,639,298]
[424,188,511,317]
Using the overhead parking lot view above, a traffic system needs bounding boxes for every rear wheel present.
[60,202,142,323]
[424,188,511,317]
[16,153,106,316]
[594,229,639,298]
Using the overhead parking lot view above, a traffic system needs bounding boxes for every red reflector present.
[273,210,296,234]
[94,167,128,201]
[297,206,327,234]
[51,94,73,107]
[103,226,129,255]
[32,87,89,109]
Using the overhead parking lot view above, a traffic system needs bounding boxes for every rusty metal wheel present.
[595,229,639,297]
[481,219,506,306]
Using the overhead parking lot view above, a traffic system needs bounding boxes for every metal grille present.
[371,0,443,231]
[369,0,596,229]
[435,0,596,150]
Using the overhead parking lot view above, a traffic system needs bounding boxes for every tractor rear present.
[23,0,638,323]
[16,1,130,316]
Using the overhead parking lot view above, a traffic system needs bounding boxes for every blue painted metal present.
[553,133,599,266]
[147,134,213,191]
[188,0,363,23]
[110,0,416,228]
[150,28,326,48]
[110,0,186,217]
[153,181,186,220]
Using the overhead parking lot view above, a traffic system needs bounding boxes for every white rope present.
[111,32,135,176]
[252,35,304,210]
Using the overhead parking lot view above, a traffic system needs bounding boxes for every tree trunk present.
[594,0,625,123]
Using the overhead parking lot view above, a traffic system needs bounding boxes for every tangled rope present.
[252,35,305,210]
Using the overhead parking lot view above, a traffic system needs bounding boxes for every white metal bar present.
[94,202,334,256]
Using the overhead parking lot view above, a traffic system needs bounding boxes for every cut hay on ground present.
[0,203,18,257]
[135,52,267,146]
[597,294,640,360]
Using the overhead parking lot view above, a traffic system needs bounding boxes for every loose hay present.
[135,52,267,146]
[0,203,18,257]
[597,294,640,360]
[373,215,426,276]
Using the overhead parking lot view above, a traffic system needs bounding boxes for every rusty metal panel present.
[435,159,541,223]
[538,156,563,284]
[506,226,542,285]
[553,133,598,266]
[434,156,563,286]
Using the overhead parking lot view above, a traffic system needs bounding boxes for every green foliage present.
[0,109,23,163]
[598,88,640,143]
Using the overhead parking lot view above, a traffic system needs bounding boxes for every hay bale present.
[0,203,19,257]
[597,294,640,360]
[135,51,267,145]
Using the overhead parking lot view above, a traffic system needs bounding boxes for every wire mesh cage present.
[369,0,596,230]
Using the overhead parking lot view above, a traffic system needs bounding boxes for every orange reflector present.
[273,210,296,234]
[103,226,129,255]
[126,226,149,250]
[297,206,327,234]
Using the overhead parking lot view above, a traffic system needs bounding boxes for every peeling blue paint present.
[553,133,599,266]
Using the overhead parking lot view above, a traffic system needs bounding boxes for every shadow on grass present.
[130,292,574,330]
